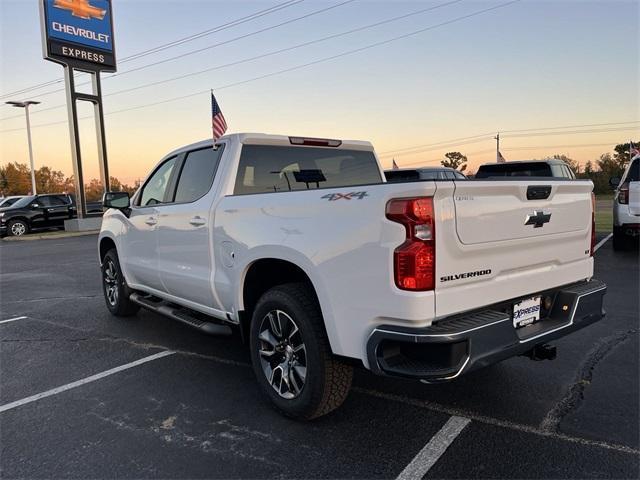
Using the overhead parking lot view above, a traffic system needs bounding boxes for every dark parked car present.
[475,159,576,179]
[385,167,468,183]
[0,194,77,237]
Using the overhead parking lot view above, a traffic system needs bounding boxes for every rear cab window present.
[476,163,552,178]
[234,145,382,195]
[385,170,420,183]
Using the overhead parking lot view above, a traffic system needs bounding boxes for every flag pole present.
[494,132,500,162]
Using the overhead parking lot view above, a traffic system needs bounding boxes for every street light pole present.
[6,100,40,195]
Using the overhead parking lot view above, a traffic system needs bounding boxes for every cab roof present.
[166,133,374,158]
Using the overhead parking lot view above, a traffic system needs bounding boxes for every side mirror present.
[609,177,621,188]
[30,203,40,209]
[103,191,130,209]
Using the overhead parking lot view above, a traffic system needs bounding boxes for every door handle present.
[189,216,206,227]
[145,217,158,226]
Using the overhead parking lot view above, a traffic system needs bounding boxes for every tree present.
[441,151,467,172]
[0,162,31,195]
[35,166,67,194]
[613,141,639,169]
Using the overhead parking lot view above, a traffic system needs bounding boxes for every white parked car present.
[99,133,606,419]
[610,156,640,250]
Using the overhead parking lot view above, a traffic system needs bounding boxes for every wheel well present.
[240,259,318,340]
[8,217,29,226]
[99,237,116,262]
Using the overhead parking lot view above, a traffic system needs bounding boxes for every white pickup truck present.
[99,133,606,419]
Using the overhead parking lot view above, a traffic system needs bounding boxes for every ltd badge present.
[525,211,551,228]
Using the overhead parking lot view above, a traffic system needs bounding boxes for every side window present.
[420,171,440,180]
[53,195,71,205]
[139,157,178,207]
[37,196,52,207]
[174,146,223,203]
[48,196,67,206]
[39,196,65,207]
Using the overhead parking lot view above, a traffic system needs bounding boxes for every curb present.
[2,230,100,242]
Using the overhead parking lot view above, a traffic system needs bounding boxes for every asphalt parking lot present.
[1,234,638,479]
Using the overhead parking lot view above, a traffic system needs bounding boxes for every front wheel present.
[102,249,140,317]
[249,283,353,419]
[7,219,29,237]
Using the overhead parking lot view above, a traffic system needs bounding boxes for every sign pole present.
[63,65,87,219]
[92,71,110,193]
[24,104,38,195]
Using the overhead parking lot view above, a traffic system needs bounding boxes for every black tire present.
[612,226,627,251]
[7,219,29,237]
[249,283,353,420]
[101,249,140,317]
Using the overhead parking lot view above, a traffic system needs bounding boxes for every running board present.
[129,293,233,336]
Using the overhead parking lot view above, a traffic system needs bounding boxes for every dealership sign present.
[40,0,116,71]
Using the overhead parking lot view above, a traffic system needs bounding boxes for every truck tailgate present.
[434,180,594,319]
[454,181,591,243]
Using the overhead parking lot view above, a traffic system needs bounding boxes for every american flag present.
[497,150,507,163]
[211,92,227,141]
[392,158,399,170]
[630,140,640,159]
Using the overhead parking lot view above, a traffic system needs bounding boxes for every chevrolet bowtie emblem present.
[53,0,106,20]
[525,211,551,228]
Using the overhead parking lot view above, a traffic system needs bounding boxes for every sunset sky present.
[1,0,638,186]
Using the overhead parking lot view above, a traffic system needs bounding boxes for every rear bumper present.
[617,223,640,237]
[367,279,606,382]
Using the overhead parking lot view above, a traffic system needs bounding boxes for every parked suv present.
[610,156,640,250]
[476,159,576,179]
[0,194,76,237]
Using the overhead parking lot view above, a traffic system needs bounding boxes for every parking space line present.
[0,316,28,325]
[0,350,175,414]
[594,233,613,252]
[396,416,471,480]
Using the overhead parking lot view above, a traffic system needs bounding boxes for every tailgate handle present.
[527,185,552,200]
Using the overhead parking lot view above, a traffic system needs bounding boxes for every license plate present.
[513,296,541,328]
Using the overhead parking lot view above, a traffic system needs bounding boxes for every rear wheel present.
[102,249,140,317]
[249,283,353,419]
[8,219,28,237]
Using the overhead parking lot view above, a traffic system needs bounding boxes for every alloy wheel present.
[11,222,26,236]
[103,260,119,306]
[258,309,307,399]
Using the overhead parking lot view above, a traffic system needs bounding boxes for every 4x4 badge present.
[525,211,551,228]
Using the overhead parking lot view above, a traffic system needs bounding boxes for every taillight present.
[618,183,629,204]
[386,197,435,291]
[590,192,596,256]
